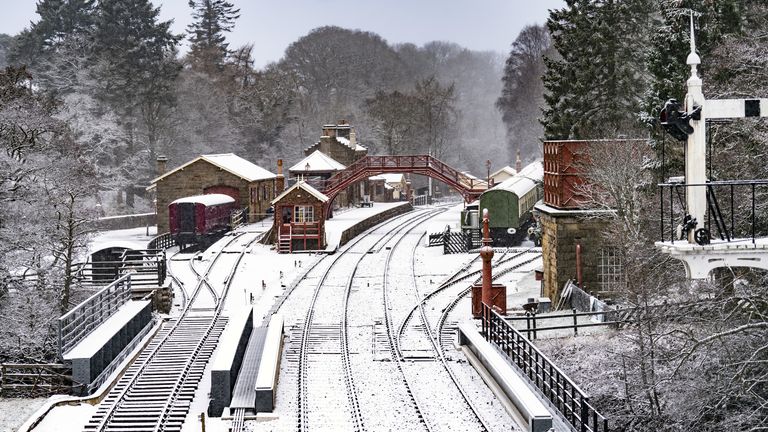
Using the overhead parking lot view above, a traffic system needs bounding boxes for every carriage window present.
[294,205,314,223]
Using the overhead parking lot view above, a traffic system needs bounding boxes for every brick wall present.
[539,207,606,302]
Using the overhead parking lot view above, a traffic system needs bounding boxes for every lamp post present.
[486,159,491,187]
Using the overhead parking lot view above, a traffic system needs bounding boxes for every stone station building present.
[148,153,277,233]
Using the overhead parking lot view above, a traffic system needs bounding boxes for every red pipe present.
[576,243,582,287]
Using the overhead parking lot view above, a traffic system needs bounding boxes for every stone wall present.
[89,213,156,231]
[539,205,607,302]
[154,160,274,233]
[338,203,413,247]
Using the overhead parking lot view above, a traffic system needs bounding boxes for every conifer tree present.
[187,0,240,70]
[91,0,181,182]
[542,0,654,139]
[8,0,95,89]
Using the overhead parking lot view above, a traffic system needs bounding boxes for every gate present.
[443,231,469,254]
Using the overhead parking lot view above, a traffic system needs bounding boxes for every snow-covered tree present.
[497,24,550,161]
[187,0,240,71]
[543,0,655,139]
[91,0,181,202]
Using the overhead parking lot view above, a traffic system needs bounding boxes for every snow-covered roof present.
[488,161,543,197]
[288,150,346,172]
[491,166,517,178]
[271,181,329,205]
[461,171,481,180]
[171,193,235,206]
[372,173,405,184]
[150,153,276,184]
[336,136,367,152]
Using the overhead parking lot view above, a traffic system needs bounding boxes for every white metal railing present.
[58,274,132,356]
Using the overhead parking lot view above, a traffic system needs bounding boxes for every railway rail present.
[85,231,263,432]
[291,208,445,431]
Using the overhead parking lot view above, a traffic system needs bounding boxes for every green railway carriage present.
[476,161,543,246]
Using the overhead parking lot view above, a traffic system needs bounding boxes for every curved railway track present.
[85,231,263,432]
[434,250,543,357]
[293,208,445,432]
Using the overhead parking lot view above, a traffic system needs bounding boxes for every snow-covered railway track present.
[289,208,445,431]
[382,225,495,431]
[86,231,262,432]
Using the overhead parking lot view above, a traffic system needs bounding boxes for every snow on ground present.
[17,203,547,432]
[0,397,47,432]
[28,402,95,432]
[325,202,410,250]
[86,225,158,256]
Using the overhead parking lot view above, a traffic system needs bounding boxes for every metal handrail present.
[58,274,132,356]
[481,303,609,432]
[658,179,768,244]
[148,232,174,250]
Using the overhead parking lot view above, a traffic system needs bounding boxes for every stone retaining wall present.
[338,203,413,247]
[89,213,156,231]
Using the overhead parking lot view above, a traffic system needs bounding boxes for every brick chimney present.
[275,159,285,193]
[515,149,522,173]
[156,155,168,176]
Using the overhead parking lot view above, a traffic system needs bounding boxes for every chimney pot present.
[156,155,168,175]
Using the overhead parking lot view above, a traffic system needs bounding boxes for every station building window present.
[294,205,314,223]
[599,246,624,291]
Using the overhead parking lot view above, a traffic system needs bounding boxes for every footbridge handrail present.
[321,155,489,202]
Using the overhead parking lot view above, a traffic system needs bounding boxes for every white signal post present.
[685,13,706,243]
[684,14,768,243]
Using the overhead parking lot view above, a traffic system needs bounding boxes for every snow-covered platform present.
[63,300,152,393]
[655,238,768,278]
[458,320,553,432]
[209,307,254,416]
[325,202,412,251]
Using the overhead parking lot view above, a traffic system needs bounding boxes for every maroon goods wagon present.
[169,194,237,247]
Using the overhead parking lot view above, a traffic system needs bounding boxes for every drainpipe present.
[576,243,583,287]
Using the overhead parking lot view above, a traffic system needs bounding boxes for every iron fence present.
[58,274,132,356]
[481,303,609,432]
[509,309,620,340]
[658,180,768,244]
[148,232,175,250]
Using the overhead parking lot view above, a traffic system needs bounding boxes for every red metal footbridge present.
[321,155,489,203]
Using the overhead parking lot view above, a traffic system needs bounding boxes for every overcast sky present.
[1,0,564,68]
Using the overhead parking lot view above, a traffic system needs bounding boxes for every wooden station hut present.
[149,153,277,233]
[271,181,328,253]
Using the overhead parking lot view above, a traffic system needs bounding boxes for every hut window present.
[294,205,314,223]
